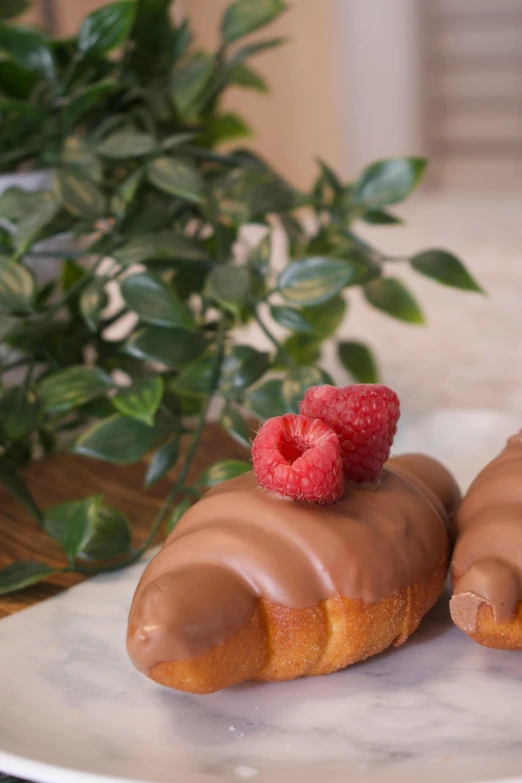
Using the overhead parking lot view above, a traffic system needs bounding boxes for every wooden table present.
[0,424,247,619]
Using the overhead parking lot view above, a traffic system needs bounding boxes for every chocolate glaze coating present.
[451,432,522,630]
[128,454,458,672]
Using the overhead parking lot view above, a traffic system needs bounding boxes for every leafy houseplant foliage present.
[0,0,482,594]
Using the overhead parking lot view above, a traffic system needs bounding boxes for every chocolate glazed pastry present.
[127,454,460,694]
[450,432,522,648]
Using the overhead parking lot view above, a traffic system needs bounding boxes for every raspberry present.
[251,414,344,504]
[300,384,400,482]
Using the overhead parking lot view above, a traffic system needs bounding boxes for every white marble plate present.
[1,409,522,783]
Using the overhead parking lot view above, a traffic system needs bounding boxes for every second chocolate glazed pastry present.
[450,431,522,648]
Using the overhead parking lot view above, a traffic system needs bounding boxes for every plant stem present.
[346,232,385,265]
[73,317,228,577]
[382,255,410,264]
[253,308,295,370]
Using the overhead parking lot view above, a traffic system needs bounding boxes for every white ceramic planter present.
[0,169,52,196]
[0,169,78,285]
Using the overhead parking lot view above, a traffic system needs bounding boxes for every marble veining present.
[1,410,522,783]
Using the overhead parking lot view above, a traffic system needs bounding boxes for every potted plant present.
[0,0,481,595]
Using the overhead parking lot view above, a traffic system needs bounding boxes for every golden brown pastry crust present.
[148,551,449,695]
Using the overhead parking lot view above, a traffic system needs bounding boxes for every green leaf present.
[80,398,115,420]
[78,0,137,54]
[245,378,285,420]
[113,168,143,213]
[112,376,163,425]
[410,249,483,292]
[277,256,361,306]
[145,435,180,487]
[301,295,347,338]
[61,258,85,294]
[172,351,215,397]
[0,314,21,339]
[0,457,43,524]
[14,193,60,254]
[281,365,326,413]
[0,561,59,596]
[35,280,55,307]
[0,386,41,440]
[353,157,427,209]
[250,233,271,274]
[364,277,425,324]
[39,366,112,414]
[0,188,59,252]
[125,326,206,367]
[171,52,215,117]
[44,496,131,561]
[201,112,252,146]
[44,495,102,560]
[62,80,117,126]
[131,0,171,59]
[220,403,251,448]
[80,278,108,332]
[317,158,343,197]
[54,169,106,218]
[360,209,403,225]
[161,132,197,151]
[0,58,37,98]
[0,0,29,20]
[283,334,321,367]
[230,37,287,69]
[220,345,270,392]
[147,157,203,203]
[198,459,251,486]
[167,497,191,534]
[170,18,192,62]
[0,24,55,79]
[0,186,47,220]
[0,262,34,313]
[96,130,156,159]
[338,341,379,383]
[248,173,296,218]
[269,305,314,334]
[0,95,41,121]
[114,231,208,265]
[228,63,268,92]
[73,414,162,464]
[222,0,287,44]
[120,272,195,330]
[206,265,251,313]
[62,135,103,182]
[79,505,131,560]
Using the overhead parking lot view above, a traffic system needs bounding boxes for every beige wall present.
[29,0,342,190]
[21,4,44,25]
[183,0,342,189]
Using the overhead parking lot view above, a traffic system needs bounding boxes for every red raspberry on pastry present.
[252,413,344,504]
[300,384,400,482]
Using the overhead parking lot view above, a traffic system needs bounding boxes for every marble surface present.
[1,409,522,783]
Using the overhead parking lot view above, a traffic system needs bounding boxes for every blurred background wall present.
[24,0,522,189]
[18,1,522,411]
